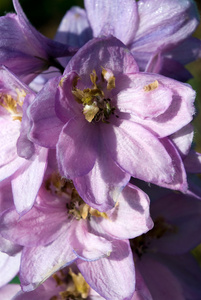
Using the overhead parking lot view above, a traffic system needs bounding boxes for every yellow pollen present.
[0,88,26,121]
[101,68,116,90]
[15,88,26,105]
[69,268,90,299]
[83,103,99,122]
[45,173,108,221]
[143,80,159,92]
[72,68,117,123]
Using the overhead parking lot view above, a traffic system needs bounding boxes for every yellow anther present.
[69,268,90,299]
[143,80,159,92]
[83,103,99,122]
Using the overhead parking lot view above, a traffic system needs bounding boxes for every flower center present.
[45,173,108,221]
[0,88,26,121]
[72,68,117,123]
[131,216,177,258]
[50,268,90,300]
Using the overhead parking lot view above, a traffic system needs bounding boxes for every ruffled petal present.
[128,73,195,137]
[103,120,175,185]
[77,239,135,300]
[116,73,173,119]
[69,220,112,261]
[95,183,153,239]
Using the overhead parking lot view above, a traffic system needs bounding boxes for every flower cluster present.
[0,0,201,299]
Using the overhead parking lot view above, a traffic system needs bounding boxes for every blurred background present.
[0,0,201,275]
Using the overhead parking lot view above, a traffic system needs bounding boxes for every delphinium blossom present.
[0,150,153,300]
[0,0,200,299]
[29,36,195,211]
[0,66,48,214]
[0,0,77,83]
[130,184,201,300]
[55,0,201,82]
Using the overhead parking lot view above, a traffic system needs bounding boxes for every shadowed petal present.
[29,77,64,148]
[74,142,130,212]
[57,117,99,178]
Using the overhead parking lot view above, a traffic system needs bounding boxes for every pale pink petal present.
[0,156,24,182]
[0,252,21,288]
[0,284,21,299]
[77,240,135,300]
[0,118,20,167]
[129,73,195,137]
[69,220,112,261]
[156,138,187,192]
[95,183,153,239]
[11,148,48,214]
[20,232,77,291]
[0,201,68,247]
[103,120,175,185]
[170,124,194,158]
[116,74,173,119]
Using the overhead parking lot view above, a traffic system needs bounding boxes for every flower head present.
[29,36,195,210]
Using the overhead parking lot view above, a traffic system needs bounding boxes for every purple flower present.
[0,0,76,83]
[57,0,200,81]
[29,37,195,211]
[0,150,152,299]
[0,66,48,214]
